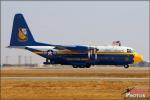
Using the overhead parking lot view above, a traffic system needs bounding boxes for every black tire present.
[72,65,78,68]
[124,65,129,68]
[85,64,91,68]
[43,62,51,65]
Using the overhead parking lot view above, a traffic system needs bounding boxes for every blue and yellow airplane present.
[8,14,143,68]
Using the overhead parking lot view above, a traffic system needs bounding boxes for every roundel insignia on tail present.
[18,28,28,42]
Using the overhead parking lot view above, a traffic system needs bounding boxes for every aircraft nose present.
[133,53,143,64]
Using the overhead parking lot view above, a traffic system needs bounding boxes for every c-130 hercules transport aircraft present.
[8,14,143,68]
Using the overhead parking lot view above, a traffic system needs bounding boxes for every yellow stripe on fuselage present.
[96,52,133,55]
[56,51,134,55]
[33,52,46,54]
[33,51,134,55]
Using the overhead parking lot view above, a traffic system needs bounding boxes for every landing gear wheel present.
[73,65,78,68]
[43,62,51,64]
[72,65,91,68]
[124,64,129,68]
[85,64,91,68]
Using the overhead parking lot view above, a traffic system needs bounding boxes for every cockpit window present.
[127,49,135,53]
[127,49,131,53]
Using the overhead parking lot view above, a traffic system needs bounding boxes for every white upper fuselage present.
[93,46,135,53]
[24,45,135,53]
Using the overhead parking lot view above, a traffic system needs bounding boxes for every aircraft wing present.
[53,45,95,53]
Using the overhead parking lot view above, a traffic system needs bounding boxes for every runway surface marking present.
[1,77,149,81]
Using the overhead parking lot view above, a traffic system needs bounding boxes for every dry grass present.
[1,67,149,77]
[1,67,149,100]
[1,80,149,100]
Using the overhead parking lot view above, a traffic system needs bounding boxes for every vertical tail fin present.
[10,14,36,46]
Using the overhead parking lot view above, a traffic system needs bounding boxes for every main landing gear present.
[72,64,91,68]
[124,64,129,68]
[43,58,51,65]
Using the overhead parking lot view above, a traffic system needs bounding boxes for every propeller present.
[94,46,98,60]
[88,46,91,59]
[87,45,98,60]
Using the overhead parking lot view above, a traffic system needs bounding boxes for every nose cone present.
[133,53,143,64]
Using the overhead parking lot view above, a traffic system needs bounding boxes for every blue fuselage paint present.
[48,54,134,65]
[26,47,134,65]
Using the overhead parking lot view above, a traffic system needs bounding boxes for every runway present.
[1,76,149,81]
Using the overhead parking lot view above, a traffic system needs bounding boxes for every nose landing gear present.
[124,64,129,68]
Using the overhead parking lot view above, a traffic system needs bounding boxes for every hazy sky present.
[1,1,149,64]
